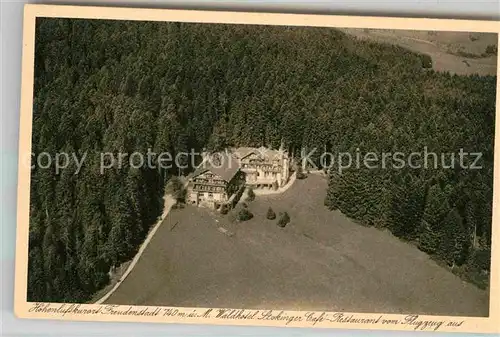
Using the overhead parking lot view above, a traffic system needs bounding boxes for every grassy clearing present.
[106,174,488,316]
[340,29,497,76]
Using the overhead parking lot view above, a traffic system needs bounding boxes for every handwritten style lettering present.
[27,303,467,331]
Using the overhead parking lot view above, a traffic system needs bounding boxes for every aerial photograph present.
[27,18,497,317]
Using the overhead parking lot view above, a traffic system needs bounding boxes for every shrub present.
[237,208,253,221]
[246,187,255,201]
[165,177,186,202]
[485,44,498,56]
[277,212,290,228]
[418,53,433,69]
[296,165,307,179]
[220,204,229,215]
[266,207,276,220]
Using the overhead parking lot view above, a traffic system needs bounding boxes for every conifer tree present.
[267,207,276,220]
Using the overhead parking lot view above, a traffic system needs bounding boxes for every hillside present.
[340,29,498,75]
[29,19,495,303]
[106,175,488,316]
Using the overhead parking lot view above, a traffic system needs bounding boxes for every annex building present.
[186,151,244,209]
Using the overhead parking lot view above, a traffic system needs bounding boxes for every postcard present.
[15,4,500,333]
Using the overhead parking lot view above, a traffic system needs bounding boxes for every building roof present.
[231,147,256,159]
[231,146,287,161]
[192,151,241,182]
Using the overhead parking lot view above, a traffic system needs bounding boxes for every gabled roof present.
[231,147,256,160]
[192,151,240,182]
[232,146,286,161]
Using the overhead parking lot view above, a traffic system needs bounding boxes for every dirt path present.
[94,183,187,304]
[105,175,488,317]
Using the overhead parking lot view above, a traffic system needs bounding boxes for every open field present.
[106,174,488,316]
[340,29,497,76]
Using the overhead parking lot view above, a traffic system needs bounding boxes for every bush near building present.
[296,166,307,180]
[277,212,290,228]
[238,208,254,221]
[246,187,256,201]
[220,204,229,215]
[266,207,276,220]
[165,176,186,202]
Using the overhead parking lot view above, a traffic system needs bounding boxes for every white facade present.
[233,147,290,189]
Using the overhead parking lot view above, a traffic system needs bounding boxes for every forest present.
[29,18,496,302]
